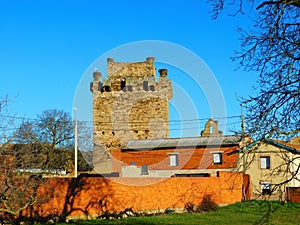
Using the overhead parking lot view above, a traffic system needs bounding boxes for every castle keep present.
[90,57,173,154]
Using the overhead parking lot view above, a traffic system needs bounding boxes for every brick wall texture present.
[287,187,300,203]
[112,146,239,172]
[28,172,244,219]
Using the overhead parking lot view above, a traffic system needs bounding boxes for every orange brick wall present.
[28,172,243,219]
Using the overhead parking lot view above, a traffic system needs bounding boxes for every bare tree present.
[36,109,74,149]
[208,0,300,139]
[15,109,74,171]
[0,98,43,225]
[0,145,43,224]
[17,110,93,172]
[0,101,93,224]
[77,121,94,168]
[208,1,300,202]
[36,110,93,171]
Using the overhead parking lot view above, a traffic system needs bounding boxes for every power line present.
[0,115,39,121]
[81,115,241,124]
[0,114,242,132]
[0,113,241,123]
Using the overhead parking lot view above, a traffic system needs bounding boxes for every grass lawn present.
[47,201,300,225]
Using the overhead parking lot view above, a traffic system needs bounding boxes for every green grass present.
[46,201,300,225]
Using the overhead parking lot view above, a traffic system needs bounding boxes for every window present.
[260,181,271,195]
[190,173,210,177]
[149,85,155,91]
[213,153,222,164]
[149,76,155,91]
[260,156,270,169]
[174,173,210,177]
[121,80,126,91]
[127,85,133,92]
[143,81,149,91]
[141,165,149,175]
[210,125,213,134]
[104,85,111,92]
[169,154,179,166]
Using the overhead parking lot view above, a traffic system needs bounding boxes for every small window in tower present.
[149,85,155,91]
[102,131,105,135]
[104,86,111,92]
[121,80,126,91]
[127,85,133,92]
[143,81,149,91]
[112,131,115,135]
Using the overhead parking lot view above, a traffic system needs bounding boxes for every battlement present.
[90,57,173,99]
[107,57,155,78]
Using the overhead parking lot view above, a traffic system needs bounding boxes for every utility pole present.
[240,103,247,200]
[73,107,78,178]
[241,103,245,136]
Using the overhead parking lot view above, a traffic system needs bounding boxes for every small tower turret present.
[90,70,102,93]
[159,68,168,78]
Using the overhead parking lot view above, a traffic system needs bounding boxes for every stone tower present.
[90,57,173,159]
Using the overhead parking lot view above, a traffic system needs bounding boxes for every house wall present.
[289,152,300,187]
[112,145,239,177]
[28,172,244,220]
[242,142,293,199]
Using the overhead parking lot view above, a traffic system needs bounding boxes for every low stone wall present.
[27,172,244,220]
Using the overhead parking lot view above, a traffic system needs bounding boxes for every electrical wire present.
[0,114,242,132]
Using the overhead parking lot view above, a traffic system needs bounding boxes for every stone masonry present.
[201,118,223,137]
[90,57,173,172]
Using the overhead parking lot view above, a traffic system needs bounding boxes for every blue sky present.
[0,0,258,137]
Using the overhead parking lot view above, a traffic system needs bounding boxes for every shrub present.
[197,194,219,212]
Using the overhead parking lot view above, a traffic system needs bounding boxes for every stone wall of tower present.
[91,57,173,154]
